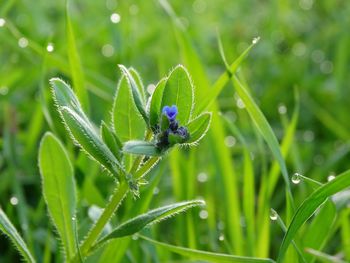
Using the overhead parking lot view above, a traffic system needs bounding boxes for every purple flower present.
[162,105,178,122]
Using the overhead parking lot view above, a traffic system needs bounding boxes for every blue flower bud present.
[162,105,178,122]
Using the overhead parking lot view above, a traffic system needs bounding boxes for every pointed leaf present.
[66,3,89,112]
[186,112,212,144]
[49,78,90,125]
[231,76,293,201]
[196,38,259,114]
[277,169,350,263]
[100,121,122,161]
[129,68,146,103]
[161,65,194,125]
[112,75,146,142]
[0,208,35,263]
[303,200,336,263]
[123,140,162,156]
[60,107,123,177]
[149,78,167,129]
[96,200,204,246]
[139,235,275,263]
[38,132,77,260]
[50,78,123,178]
[118,65,149,124]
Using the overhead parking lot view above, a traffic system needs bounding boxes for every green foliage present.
[186,112,212,144]
[1,0,350,262]
[50,78,124,178]
[96,200,204,246]
[38,132,77,260]
[140,235,275,263]
[278,169,350,262]
[0,208,35,263]
[160,65,194,125]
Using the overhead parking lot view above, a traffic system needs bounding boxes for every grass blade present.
[118,65,149,124]
[196,38,259,113]
[38,132,77,260]
[231,76,293,203]
[66,1,89,112]
[95,200,204,247]
[139,235,275,263]
[305,248,347,263]
[277,168,350,262]
[0,208,35,263]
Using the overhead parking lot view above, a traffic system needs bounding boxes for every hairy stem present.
[71,130,157,261]
[71,180,129,262]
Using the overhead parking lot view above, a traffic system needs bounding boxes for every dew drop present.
[218,234,225,241]
[278,104,287,115]
[101,44,114,57]
[252,36,260,44]
[132,234,138,240]
[0,18,6,27]
[270,209,278,221]
[299,0,314,10]
[153,187,159,195]
[0,86,9,95]
[327,174,336,182]
[72,216,76,221]
[129,4,139,15]
[199,210,208,219]
[46,43,54,52]
[10,196,18,205]
[291,173,301,184]
[192,0,207,14]
[110,13,121,24]
[18,37,28,48]
[236,98,245,109]
[224,136,236,148]
[197,172,208,183]
[146,84,156,95]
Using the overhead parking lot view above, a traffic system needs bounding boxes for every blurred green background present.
[1,0,350,262]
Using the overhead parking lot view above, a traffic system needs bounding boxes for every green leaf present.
[139,235,275,263]
[49,77,90,125]
[100,121,122,161]
[231,76,293,203]
[66,2,89,112]
[118,65,149,124]
[161,65,194,125]
[129,68,146,103]
[186,112,212,144]
[50,78,124,178]
[95,200,204,246]
[305,248,347,263]
[0,208,35,263]
[112,74,146,142]
[123,140,162,156]
[60,107,123,177]
[149,78,167,129]
[277,168,350,263]
[303,200,336,263]
[196,37,259,114]
[38,132,77,260]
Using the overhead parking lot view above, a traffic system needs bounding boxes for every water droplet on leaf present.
[252,36,260,44]
[292,173,301,184]
[270,209,278,221]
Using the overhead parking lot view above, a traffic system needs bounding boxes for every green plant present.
[41,65,211,262]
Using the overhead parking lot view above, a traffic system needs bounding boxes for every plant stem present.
[71,130,157,261]
[129,129,153,175]
[135,157,160,180]
[72,180,129,261]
